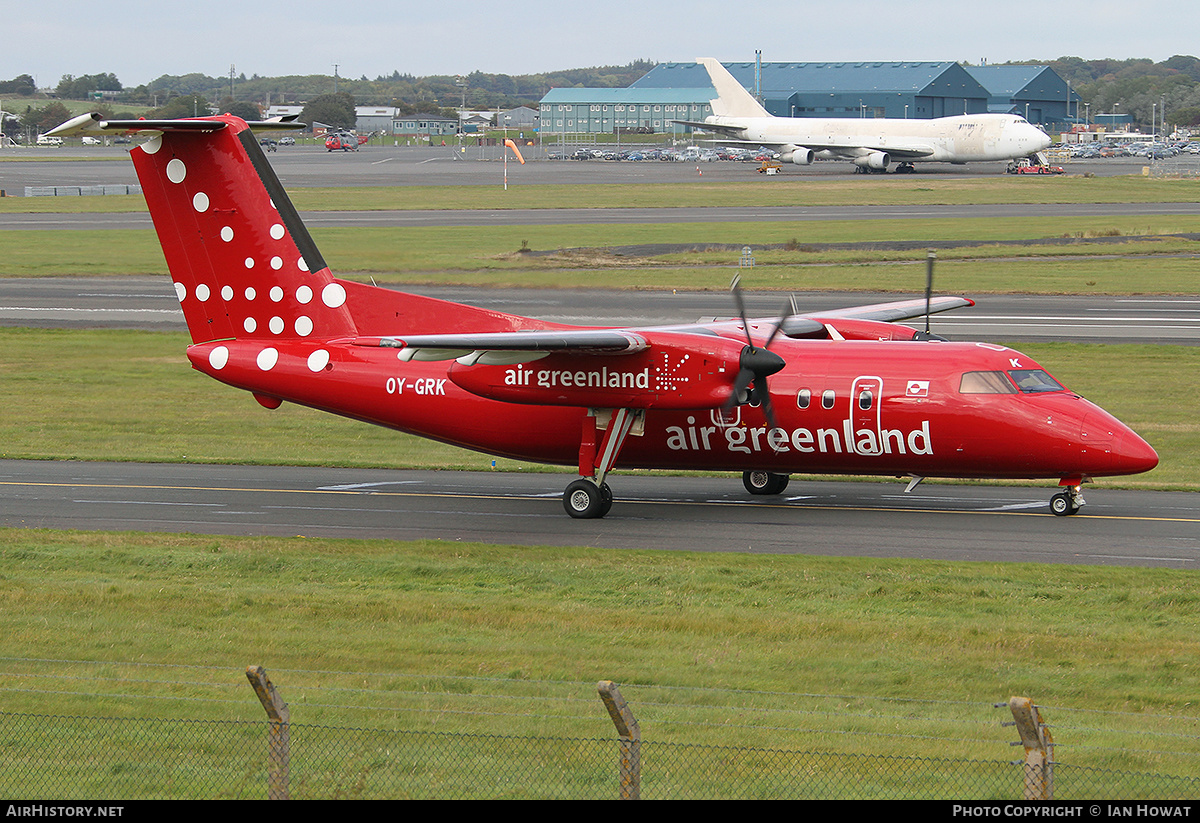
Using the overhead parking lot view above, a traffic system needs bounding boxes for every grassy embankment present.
[2,527,1198,778]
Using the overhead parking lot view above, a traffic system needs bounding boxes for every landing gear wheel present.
[743,471,790,496]
[598,482,613,517]
[1049,492,1080,516]
[564,479,611,519]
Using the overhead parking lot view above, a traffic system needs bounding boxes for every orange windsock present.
[503,139,525,164]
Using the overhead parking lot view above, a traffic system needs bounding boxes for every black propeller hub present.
[739,346,786,378]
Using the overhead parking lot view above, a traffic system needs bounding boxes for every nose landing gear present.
[1050,484,1085,516]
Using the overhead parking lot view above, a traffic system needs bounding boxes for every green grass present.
[5,216,1200,295]
[0,328,1193,489]
[2,528,1198,772]
[0,328,539,472]
[3,174,1200,212]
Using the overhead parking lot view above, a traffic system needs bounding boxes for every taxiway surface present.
[3,460,1196,568]
[2,277,1198,345]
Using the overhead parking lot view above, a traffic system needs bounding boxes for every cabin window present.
[821,390,836,409]
[858,390,873,410]
[796,389,811,409]
[959,371,1017,394]
[1008,369,1064,393]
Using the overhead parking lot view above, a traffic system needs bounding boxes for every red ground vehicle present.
[1007,160,1064,175]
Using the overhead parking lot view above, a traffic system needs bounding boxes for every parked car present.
[36,134,63,146]
[278,136,295,146]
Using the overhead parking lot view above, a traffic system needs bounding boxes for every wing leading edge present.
[355,295,974,361]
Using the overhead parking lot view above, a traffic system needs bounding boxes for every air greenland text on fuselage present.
[666,416,933,456]
[505,364,650,391]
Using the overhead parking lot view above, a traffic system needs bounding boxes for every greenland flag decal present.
[906,380,930,397]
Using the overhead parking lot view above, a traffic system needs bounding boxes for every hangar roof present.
[633,61,987,98]
[964,65,1079,103]
[541,87,716,105]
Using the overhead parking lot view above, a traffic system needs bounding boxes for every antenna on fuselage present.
[924,249,935,335]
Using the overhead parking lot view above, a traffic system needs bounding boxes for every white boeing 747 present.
[679,58,1052,173]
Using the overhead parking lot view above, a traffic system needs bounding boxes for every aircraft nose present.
[1028,126,1051,151]
[1081,409,1158,476]
[1113,427,1159,476]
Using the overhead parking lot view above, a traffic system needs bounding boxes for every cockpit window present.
[959,371,1016,394]
[1008,369,1064,393]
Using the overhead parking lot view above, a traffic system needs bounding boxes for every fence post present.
[247,666,291,800]
[598,680,641,800]
[1006,696,1054,800]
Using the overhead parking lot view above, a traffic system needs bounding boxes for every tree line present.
[6,56,1200,136]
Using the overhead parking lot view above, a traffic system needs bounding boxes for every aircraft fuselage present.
[186,325,1157,484]
[708,112,1052,164]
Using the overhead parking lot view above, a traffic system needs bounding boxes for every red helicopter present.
[49,113,1159,518]
[324,130,368,151]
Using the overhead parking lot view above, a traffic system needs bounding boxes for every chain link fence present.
[1147,153,1200,178]
[2,674,1198,799]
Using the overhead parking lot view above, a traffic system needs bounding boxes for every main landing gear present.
[1050,484,1085,516]
[563,408,642,519]
[564,479,613,518]
[743,470,790,496]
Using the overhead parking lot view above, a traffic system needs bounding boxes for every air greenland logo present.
[505,364,650,391]
[666,417,933,456]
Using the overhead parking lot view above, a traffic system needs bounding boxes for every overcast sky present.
[6,0,1196,90]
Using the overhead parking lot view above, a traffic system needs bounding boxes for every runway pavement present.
[2,277,1198,344]
[2,460,1196,567]
[0,144,1161,194]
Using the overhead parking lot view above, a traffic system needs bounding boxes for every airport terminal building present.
[539,61,1079,133]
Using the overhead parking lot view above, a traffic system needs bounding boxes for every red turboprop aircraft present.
[49,113,1159,518]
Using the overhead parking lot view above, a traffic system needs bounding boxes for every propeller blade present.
[762,299,793,350]
[730,273,753,349]
[760,391,784,442]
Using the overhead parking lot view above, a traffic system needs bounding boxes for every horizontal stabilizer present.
[48,112,304,138]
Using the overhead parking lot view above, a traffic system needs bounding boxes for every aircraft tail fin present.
[697,58,771,119]
[125,116,357,344]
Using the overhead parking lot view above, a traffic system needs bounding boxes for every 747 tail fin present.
[697,58,771,119]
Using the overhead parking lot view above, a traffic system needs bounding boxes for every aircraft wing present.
[677,121,936,160]
[368,329,650,362]
[807,296,975,323]
[674,119,749,141]
[366,295,973,359]
[810,142,936,160]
